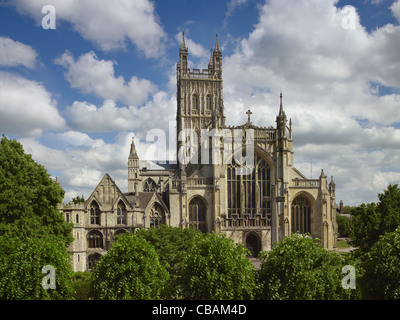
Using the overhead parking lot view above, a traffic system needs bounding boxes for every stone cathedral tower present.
[60,33,338,272]
[176,33,225,144]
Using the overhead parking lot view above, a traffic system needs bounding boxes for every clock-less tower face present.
[176,33,225,158]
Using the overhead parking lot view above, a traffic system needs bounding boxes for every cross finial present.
[246,109,252,123]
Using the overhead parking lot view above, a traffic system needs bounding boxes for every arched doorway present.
[245,233,261,258]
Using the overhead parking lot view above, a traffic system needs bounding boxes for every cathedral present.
[60,34,338,272]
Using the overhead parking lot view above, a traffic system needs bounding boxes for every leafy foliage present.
[70,195,85,204]
[90,233,169,300]
[0,136,73,246]
[360,227,400,299]
[351,184,400,252]
[336,213,352,237]
[256,233,353,300]
[135,225,202,298]
[179,232,256,300]
[0,235,75,300]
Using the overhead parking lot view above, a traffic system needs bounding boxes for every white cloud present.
[66,91,176,137]
[19,130,166,202]
[11,0,167,58]
[175,32,209,60]
[0,72,66,137]
[0,37,37,68]
[220,0,400,204]
[391,0,400,22]
[54,51,157,106]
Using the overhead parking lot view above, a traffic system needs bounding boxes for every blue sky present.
[1,0,400,205]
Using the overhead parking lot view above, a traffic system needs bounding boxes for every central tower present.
[176,33,226,157]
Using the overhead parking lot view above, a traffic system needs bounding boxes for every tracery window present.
[291,196,311,234]
[88,230,103,249]
[192,94,199,109]
[90,202,100,225]
[149,203,165,228]
[189,197,206,232]
[206,95,212,110]
[117,201,126,225]
[143,178,157,192]
[227,153,271,227]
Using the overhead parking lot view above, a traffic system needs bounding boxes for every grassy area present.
[337,239,352,249]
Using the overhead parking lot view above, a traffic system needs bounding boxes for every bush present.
[90,233,169,300]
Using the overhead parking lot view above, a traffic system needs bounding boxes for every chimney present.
[340,200,343,215]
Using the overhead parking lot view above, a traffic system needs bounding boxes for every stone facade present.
[59,34,338,272]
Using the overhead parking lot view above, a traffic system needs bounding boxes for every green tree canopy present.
[179,232,255,300]
[257,233,353,300]
[360,227,400,299]
[351,184,400,252]
[0,235,75,300]
[135,225,202,298]
[0,136,73,246]
[90,233,169,300]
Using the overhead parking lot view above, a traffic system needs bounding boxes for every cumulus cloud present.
[220,0,400,204]
[54,51,157,106]
[19,130,165,202]
[0,72,66,137]
[11,0,167,57]
[65,91,176,137]
[0,37,37,68]
[391,0,400,22]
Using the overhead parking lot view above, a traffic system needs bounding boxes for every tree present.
[70,195,85,204]
[337,213,352,237]
[90,233,169,300]
[179,232,255,300]
[257,233,354,300]
[0,235,75,300]
[135,225,202,298]
[0,136,73,246]
[351,184,400,252]
[360,227,400,299]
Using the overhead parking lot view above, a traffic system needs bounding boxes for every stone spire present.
[214,33,220,52]
[129,136,139,160]
[181,31,187,50]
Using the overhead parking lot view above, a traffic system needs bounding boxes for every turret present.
[276,93,287,138]
[177,32,188,79]
[128,136,140,194]
[213,34,222,78]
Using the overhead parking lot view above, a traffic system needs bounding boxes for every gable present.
[86,173,132,209]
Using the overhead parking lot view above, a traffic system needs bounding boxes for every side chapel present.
[60,34,338,272]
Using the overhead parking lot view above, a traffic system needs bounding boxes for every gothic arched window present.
[291,196,312,234]
[150,203,165,228]
[143,178,157,192]
[117,201,126,225]
[206,95,212,110]
[88,230,103,249]
[227,153,271,227]
[192,94,199,109]
[189,197,206,232]
[90,201,100,225]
